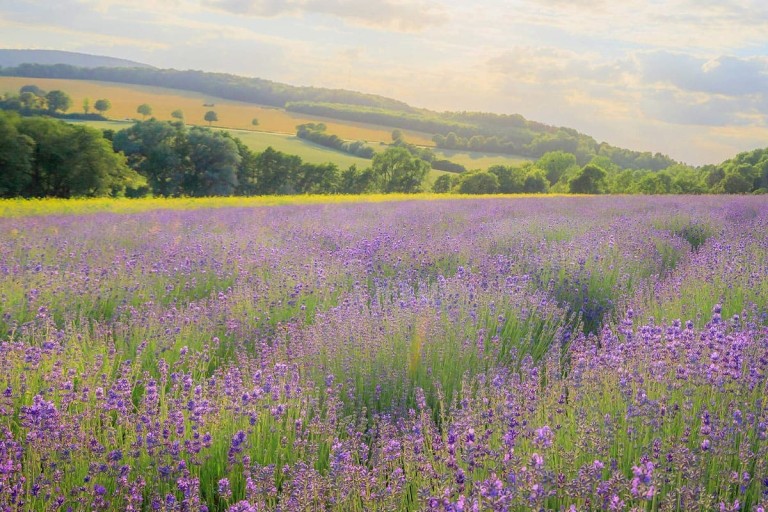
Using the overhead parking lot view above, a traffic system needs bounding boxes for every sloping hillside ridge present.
[0,49,154,69]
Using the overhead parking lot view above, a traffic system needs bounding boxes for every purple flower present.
[218,478,232,499]
[534,425,554,449]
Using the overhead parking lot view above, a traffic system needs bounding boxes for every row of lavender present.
[1,197,766,511]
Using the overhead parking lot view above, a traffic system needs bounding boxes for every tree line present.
[1,84,229,130]
[0,84,111,120]
[287,102,677,170]
[1,112,765,199]
[435,150,768,195]
[0,114,432,198]
[113,121,430,196]
[0,111,144,198]
[296,123,375,158]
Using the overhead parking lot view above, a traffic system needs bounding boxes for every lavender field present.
[1,196,767,512]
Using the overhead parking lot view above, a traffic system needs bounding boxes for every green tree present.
[611,169,641,194]
[339,165,376,194]
[370,146,430,193]
[181,127,240,196]
[432,174,457,193]
[137,103,153,119]
[251,118,259,127]
[15,116,142,197]
[20,84,44,97]
[569,164,607,194]
[83,97,90,114]
[113,119,184,196]
[252,146,303,195]
[457,171,499,194]
[0,112,34,197]
[635,173,669,194]
[719,171,752,194]
[294,162,340,194]
[488,164,524,193]
[444,132,460,149]
[227,135,259,195]
[468,135,485,151]
[45,90,72,114]
[171,109,184,121]
[665,164,706,194]
[537,151,578,186]
[19,91,43,110]
[204,111,218,126]
[523,168,550,193]
[94,99,111,115]
[391,129,403,142]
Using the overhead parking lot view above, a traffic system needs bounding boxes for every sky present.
[2,0,768,165]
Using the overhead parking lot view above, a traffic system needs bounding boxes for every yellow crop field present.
[0,77,435,146]
[0,194,566,218]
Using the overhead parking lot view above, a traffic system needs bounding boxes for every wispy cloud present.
[638,52,768,96]
[203,0,448,31]
[513,0,768,52]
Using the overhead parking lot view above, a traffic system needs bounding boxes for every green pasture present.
[430,147,532,170]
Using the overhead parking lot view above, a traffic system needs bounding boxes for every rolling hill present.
[0,55,676,171]
[0,76,434,145]
[0,49,153,69]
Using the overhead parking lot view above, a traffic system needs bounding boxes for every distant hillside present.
[0,50,154,69]
[0,60,676,170]
[0,62,412,111]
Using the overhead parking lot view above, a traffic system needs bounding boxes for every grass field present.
[0,76,435,145]
[430,147,532,169]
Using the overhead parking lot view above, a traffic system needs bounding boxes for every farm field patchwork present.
[0,76,436,145]
[1,196,767,511]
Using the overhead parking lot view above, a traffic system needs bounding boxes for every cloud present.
[487,46,632,86]
[638,51,768,96]
[487,46,767,128]
[203,0,448,31]
[513,0,768,52]
[640,89,759,127]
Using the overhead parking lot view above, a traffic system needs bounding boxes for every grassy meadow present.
[430,147,532,170]
[1,196,767,511]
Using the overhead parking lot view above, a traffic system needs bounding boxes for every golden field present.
[0,76,436,146]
